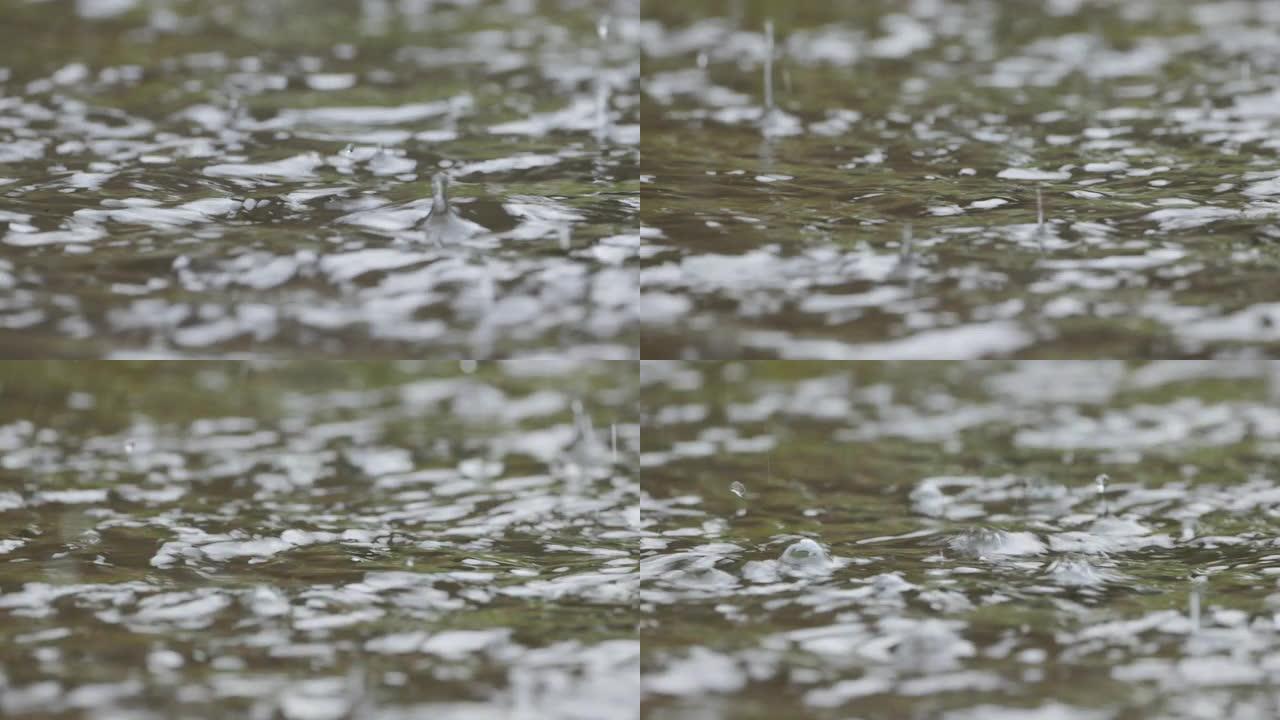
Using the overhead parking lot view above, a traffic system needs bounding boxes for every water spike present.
[1095,473,1110,516]
[1036,185,1045,227]
[431,172,450,215]
[1189,576,1206,634]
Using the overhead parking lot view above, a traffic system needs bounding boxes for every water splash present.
[730,481,745,498]
[421,172,486,245]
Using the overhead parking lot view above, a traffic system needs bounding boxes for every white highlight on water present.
[730,481,745,498]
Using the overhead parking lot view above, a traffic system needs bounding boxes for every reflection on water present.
[641,0,1280,358]
[0,0,639,358]
[641,361,1280,719]
[0,361,639,718]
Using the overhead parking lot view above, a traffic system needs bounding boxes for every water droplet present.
[730,481,745,498]
[124,439,136,455]
[1095,473,1109,494]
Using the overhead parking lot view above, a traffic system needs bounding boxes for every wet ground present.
[641,360,1280,719]
[640,0,1280,359]
[0,361,639,718]
[0,0,638,358]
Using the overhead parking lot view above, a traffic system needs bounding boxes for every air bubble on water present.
[780,538,830,574]
[730,481,745,498]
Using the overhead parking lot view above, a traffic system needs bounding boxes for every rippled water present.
[0,361,639,718]
[641,0,1280,358]
[641,361,1280,719]
[0,0,638,358]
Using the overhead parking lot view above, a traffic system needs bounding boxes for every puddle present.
[0,361,639,718]
[640,1,1280,358]
[641,360,1280,719]
[0,0,639,358]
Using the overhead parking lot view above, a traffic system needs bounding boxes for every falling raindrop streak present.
[596,16,611,142]
[763,20,775,122]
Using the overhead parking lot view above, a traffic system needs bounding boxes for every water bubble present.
[779,538,829,573]
[729,481,745,498]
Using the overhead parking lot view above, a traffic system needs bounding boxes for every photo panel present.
[640,1,1280,359]
[641,360,1280,718]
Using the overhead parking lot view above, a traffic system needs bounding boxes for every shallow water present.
[0,0,638,358]
[0,361,639,718]
[640,0,1280,358]
[640,361,1280,719]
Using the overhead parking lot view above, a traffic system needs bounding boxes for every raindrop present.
[730,481,745,498]
[124,439,136,455]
